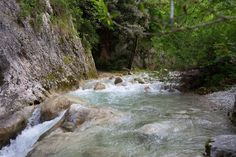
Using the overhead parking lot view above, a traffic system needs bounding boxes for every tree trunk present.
[99,29,110,63]
[170,0,174,26]
[127,35,139,70]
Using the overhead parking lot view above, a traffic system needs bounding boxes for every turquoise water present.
[29,75,236,157]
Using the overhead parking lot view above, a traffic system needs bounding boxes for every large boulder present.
[63,104,124,131]
[205,135,236,157]
[41,96,72,122]
[0,106,34,148]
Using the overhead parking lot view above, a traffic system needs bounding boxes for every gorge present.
[0,0,236,157]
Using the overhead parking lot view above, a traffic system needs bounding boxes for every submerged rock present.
[41,96,72,122]
[67,104,90,126]
[114,77,123,85]
[94,82,106,90]
[65,104,124,131]
[205,135,236,157]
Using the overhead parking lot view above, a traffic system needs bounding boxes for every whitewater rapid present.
[0,109,67,157]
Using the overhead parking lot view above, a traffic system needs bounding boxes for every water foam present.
[0,110,67,157]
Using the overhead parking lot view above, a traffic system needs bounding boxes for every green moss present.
[63,55,73,65]
[44,73,57,81]
[86,69,98,79]
[43,67,64,82]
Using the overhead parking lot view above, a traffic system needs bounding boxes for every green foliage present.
[92,0,113,28]
[150,0,236,89]
[18,0,236,90]
[18,0,45,19]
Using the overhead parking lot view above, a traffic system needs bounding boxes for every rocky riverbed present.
[0,73,235,157]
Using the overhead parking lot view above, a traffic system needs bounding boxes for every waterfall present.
[0,109,67,157]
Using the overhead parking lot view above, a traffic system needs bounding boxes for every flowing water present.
[1,74,235,157]
[29,74,235,157]
[0,109,67,157]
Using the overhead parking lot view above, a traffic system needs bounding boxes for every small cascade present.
[0,109,67,157]
[27,107,41,128]
[69,73,179,105]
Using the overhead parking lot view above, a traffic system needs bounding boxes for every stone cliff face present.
[0,0,97,118]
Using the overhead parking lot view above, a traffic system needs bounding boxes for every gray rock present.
[205,135,236,157]
[40,96,72,122]
[0,106,34,148]
[114,77,123,85]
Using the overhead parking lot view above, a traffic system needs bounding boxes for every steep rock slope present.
[0,0,97,118]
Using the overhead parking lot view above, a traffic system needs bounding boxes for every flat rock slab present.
[208,135,236,157]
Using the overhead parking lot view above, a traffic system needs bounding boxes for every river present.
[1,73,235,157]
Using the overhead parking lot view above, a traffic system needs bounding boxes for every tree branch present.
[144,16,236,36]
[112,15,236,37]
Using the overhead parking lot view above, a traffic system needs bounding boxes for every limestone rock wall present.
[0,0,97,118]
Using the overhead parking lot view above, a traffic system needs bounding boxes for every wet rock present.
[67,104,124,130]
[114,77,123,85]
[0,106,34,148]
[161,85,175,92]
[161,85,169,90]
[94,82,106,90]
[109,76,115,80]
[61,122,76,132]
[41,96,72,122]
[0,114,25,148]
[205,135,236,157]
[134,78,145,84]
[68,104,90,126]
[137,122,172,136]
[168,87,175,93]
